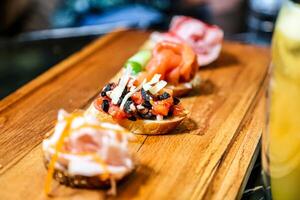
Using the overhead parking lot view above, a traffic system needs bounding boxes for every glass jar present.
[262,0,300,199]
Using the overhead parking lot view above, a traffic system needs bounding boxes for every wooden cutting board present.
[0,30,270,200]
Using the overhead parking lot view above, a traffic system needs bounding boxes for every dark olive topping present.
[124,99,133,114]
[137,106,148,114]
[117,99,122,106]
[173,97,180,105]
[139,112,156,120]
[101,83,115,97]
[100,91,106,97]
[103,83,114,92]
[141,88,150,101]
[142,101,152,109]
[102,80,178,120]
[158,92,171,100]
[121,87,128,97]
[101,100,109,112]
[167,107,174,117]
[116,88,127,105]
[128,116,137,121]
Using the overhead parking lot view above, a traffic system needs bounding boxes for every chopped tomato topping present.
[152,98,173,116]
[109,105,128,120]
[131,91,143,104]
[94,97,103,111]
[94,77,184,120]
[152,104,169,116]
[132,79,140,87]
[163,97,174,105]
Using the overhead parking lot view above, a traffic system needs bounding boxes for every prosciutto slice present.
[150,16,224,66]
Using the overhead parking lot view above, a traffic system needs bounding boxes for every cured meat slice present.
[149,16,224,66]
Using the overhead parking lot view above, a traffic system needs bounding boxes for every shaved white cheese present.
[156,115,163,121]
[129,86,136,92]
[127,78,135,88]
[149,74,161,85]
[142,74,161,91]
[120,79,146,110]
[149,80,167,94]
[129,104,136,112]
[136,105,145,110]
[114,73,166,110]
[184,82,192,89]
[142,83,152,91]
[106,90,112,97]
[110,69,131,104]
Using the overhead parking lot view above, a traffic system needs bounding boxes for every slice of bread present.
[168,74,201,97]
[43,158,131,189]
[86,105,188,135]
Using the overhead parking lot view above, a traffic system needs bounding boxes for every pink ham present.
[65,129,131,167]
[150,16,224,66]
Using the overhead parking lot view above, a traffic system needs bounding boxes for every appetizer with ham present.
[43,110,134,195]
[124,40,200,97]
[143,15,224,66]
[87,69,188,135]
[122,16,223,96]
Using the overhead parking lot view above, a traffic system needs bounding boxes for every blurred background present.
[0,0,283,99]
[0,0,283,199]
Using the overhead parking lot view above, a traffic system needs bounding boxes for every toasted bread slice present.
[44,159,110,189]
[43,158,131,189]
[86,104,188,135]
[168,74,201,97]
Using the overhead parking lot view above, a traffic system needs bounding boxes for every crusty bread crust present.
[168,74,201,97]
[86,105,187,135]
[44,158,131,189]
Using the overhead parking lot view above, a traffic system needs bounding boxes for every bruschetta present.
[42,110,134,195]
[86,70,188,135]
[142,15,224,66]
[124,41,200,97]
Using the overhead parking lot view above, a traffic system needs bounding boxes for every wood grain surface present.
[0,30,270,200]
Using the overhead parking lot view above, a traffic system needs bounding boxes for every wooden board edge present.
[202,70,268,200]
[236,138,262,200]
